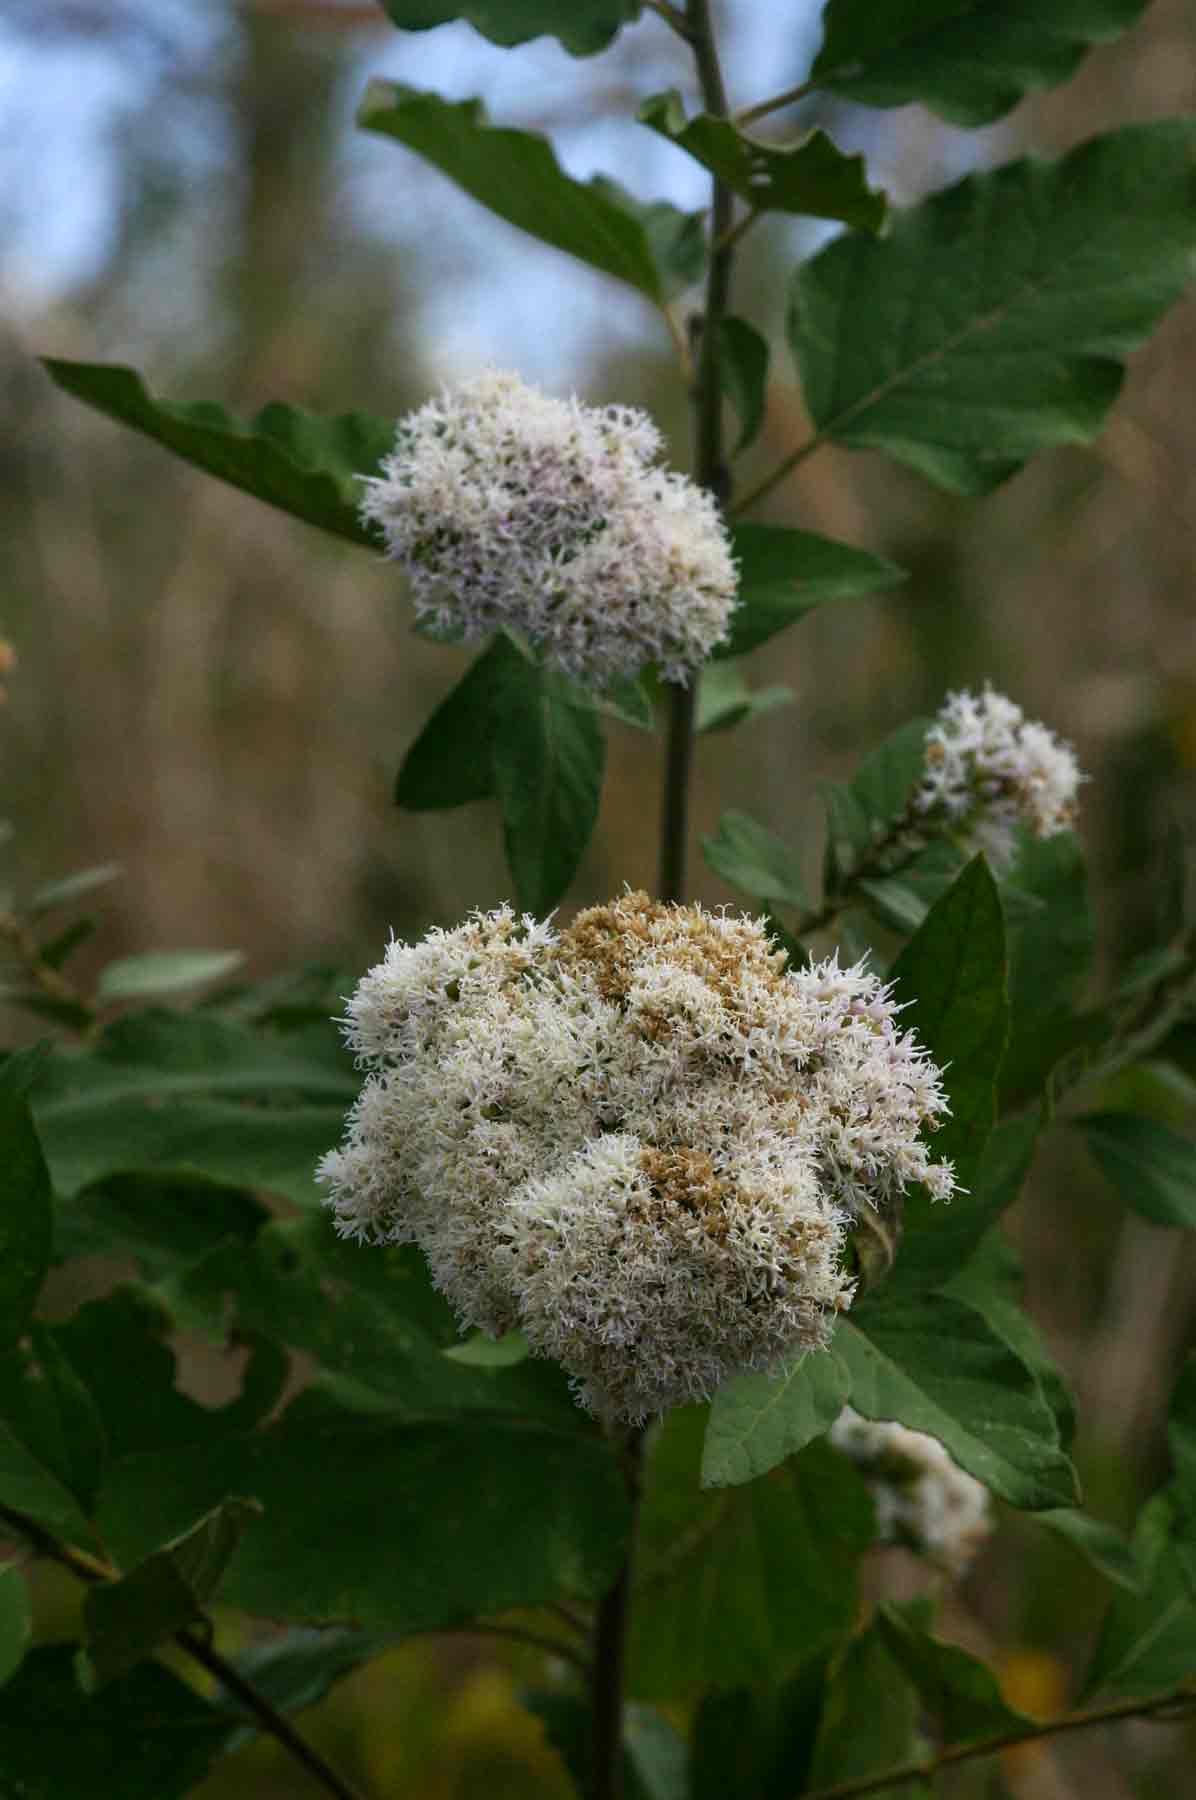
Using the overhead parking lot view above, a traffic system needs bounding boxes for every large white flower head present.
[830,1408,994,1576]
[359,370,737,685]
[914,685,1082,871]
[319,892,957,1423]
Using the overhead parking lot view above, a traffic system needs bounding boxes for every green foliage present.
[807,1624,925,1798]
[717,316,769,454]
[629,1412,872,1698]
[639,91,886,232]
[0,1046,53,1352]
[701,811,809,910]
[701,1349,849,1488]
[875,1605,1031,1742]
[789,121,1196,493]
[821,717,931,889]
[1036,1508,1142,1592]
[1001,834,1095,1105]
[0,1564,30,1692]
[1078,1111,1196,1229]
[1083,1488,1196,1698]
[397,634,604,912]
[359,83,704,304]
[378,0,641,57]
[689,1656,831,1800]
[82,1500,261,1687]
[0,1327,106,1542]
[810,0,1151,126]
[720,526,907,660]
[42,361,390,546]
[95,950,245,1004]
[524,1692,688,1800]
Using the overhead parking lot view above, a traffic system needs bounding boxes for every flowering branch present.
[799,1681,1196,1800]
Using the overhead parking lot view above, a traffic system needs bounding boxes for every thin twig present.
[733,78,818,127]
[799,1682,1196,1800]
[731,429,823,515]
[0,1505,371,1800]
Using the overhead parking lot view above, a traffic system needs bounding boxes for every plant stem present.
[0,1504,370,1800]
[588,1428,646,1800]
[798,1680,1196,1800]
[733,77,818,127]
[731,427,823,515]
[659,682,698,904]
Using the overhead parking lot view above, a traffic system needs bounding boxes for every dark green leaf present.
[629,1411,872,1698]
[639,91,885,232]
[0,1047,53,1353]
[840,1292,1078,1508]
[378,0,641,57]
[945,1227,1076,1448]
[43,361,390,546]
[789,122,1196,494]
[96,950,244,1004]
[690,1656,832,1800]
[1079,1112,1196,1229]
[0,1564,30,1691]
[56,1172,268,1280]
[1002,833,1094,1105]
[701,1349,849,1488]
[359,82,703,303]
[718,316,770,454]
[808,1624,925,1799]
[811,0,1151,127]
[892,1106,1039,1299]
[83,1499,261,1687]
[0,1328,106,1540]
[720,525,907,661]
[876,1606,1031,1743]
[0,1645,234,1798]
[702,810,808,909]
[395,643,504,810]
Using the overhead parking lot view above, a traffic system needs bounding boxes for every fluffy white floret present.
[319,893,958,1422]
[360,370,737,685]
[915,685,1082,871]
[830,1407,993,1575]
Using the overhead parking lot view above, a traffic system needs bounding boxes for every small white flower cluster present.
[319,892,957,1422]
[914,686,1082,871]
[360,370,737,686]
[830,1408,993,1575]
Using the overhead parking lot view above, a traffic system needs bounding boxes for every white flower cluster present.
[359,370,737,685]
[319,892,957,1422]
[830,1408,993,1575]
[915,686,1082,870]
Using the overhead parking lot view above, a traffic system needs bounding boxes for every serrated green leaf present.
[720,525,907,661]
[1078,1112,1196,1229]
[0,1646,235,1798]
[718,316,770,455]
[876,1606,1031,1742]
[639,91,885,232]
[789,122,1196,494]
[696,664,793,735]
[43,360,390,546]
[26,863,122,915]
[701,1349,849,1488]
[811,0,1151,128]
[0,1564,30,1691]
[359,82,703,303]
[379,0,641,57]
[839,1292,1078,1508]
[629,1411,872,1698]
[97,949,245,1003]
[0,1046,53,1353]
[702,810,808,909]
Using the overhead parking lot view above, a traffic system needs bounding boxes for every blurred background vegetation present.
[4,0,1196,1793]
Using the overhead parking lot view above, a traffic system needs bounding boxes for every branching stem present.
[734,77,818,127]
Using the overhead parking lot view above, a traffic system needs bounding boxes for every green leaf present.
[378,0,641,57]
[56,1172,268,1280]
[720,525,907,661]
[0,1047,53,1352]
[1078,1112,1196,1230]
[821,717,932,889]
[639,91,886,232]
[1002,833,1094,1105]
[395,643,503,810]
[945,1227,1076,1448]
[43,360,390,547]
[875,1606,1031,1743]
[811,0,1152,127]
[489,647,606,915]
[894,1107,1040,1299]
[97,949,245,1004]
[0,1645,234,1798]
[701,1349,849,1488]
[808,1625,925,1799]
[359,82,703,303]
[888,855,1008,1202]
[220,1628,391,1741]
[718,317,770,455]
[839,1292,1078,1508]
[83,1499,261,1687]
[696,664,792,735]
[95,1389,630,1633]
[789,121,1196,494]
[690,1656,832,1800]
[442,1330,531,1368]
[1037,1509,1142,1591]
[1083,1488,1196,1698]
[0,1327,107,1540]
[702,811,808,910]
[0,1565,30,1692]
[629,1411,872,1698]
[27,863,122,915]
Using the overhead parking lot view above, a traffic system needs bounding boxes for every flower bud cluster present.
[830,1407,993,1575]
[914,686,1082,870]
[319,892,957,1422]
[360,370,737,685]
